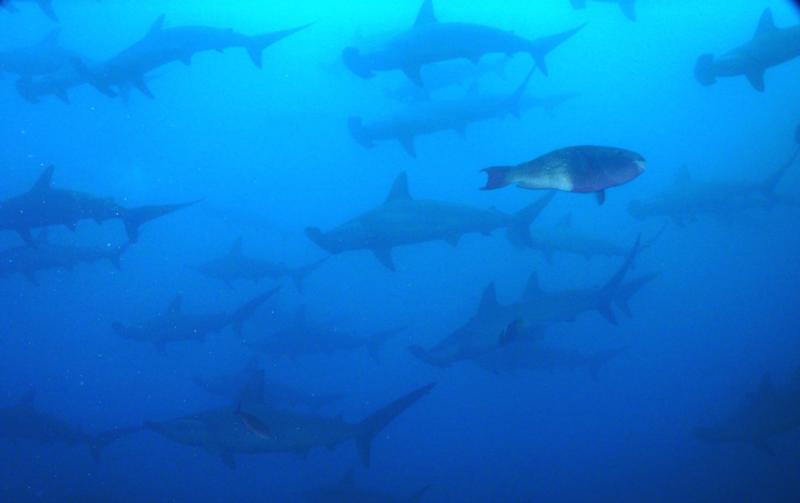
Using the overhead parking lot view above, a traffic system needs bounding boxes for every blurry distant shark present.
[0,29,76,79]
[0,230,128,284]
[193,358,342,412]
[112,288,279,352]
[695,9,800,91]
[75,15,310,98]
[569,0,636,21]
[146,373,435,468]
[0,166,199,245]
[473,339,628,378]
[342,0,583,85]
[0,0,57,21]
[348,68,541,157]
[0,390,138,462]
[694,373,800,455]
[383,56,511,102]
[299,467,431,503]
[193,237,326,293]
[409,239,657,367]
[305,173,554,270]
[628,145,800,226]
[246,306,403,361]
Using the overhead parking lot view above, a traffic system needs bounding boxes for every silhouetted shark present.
[569,0,636,21]
[342,0,583,85]
[629,146,799,226]
[0,390,138,462]
[75,15,310,98]
[0,29,76,79]
[305,173,554,270]
[409,239,656,367]
[348,68,537,157]
[193,237,326,292]
[473,339,628,379]
[0,166,199,244]
[246,306,403,361]
[300,466,431,502]
[695,9,800,91]
[15,64,85,103]
[146,375,435,468]
[694,373,800,455]
[0,230,127,284]
[0,0,57,21]
[112,288,279,352]
[193,358,342,412]
[383,56,510,102]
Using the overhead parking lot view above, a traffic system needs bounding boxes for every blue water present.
[1,0,799,501]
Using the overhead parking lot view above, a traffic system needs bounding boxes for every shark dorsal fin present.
[148,14,166,36]
[674,165,692,187]
[37,29,60,49]
[414,0,437,27]
[477,283,498,316]
[340,466,356,488]
[30,165,55,192]
[228,237,243,257]
[754,9,776,38]
[523,272,543,300]
[167,295,182,314]
[17,389,35,408]
[385,173,412,202]
[558,214,573,229]
[239,369,265,405]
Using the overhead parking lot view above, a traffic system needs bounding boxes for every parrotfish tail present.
[290,256,329,294]
[347,117,374,149]
[614,272,660,318]
[529,23,586,75]
[247,22,312,68]
[355,383,435,467]
[694,54,716,86]
[229,287,280,336]
[506,191,556,248]
[597,235,642,325]
[481,166,512,191]
[122,200,200,243]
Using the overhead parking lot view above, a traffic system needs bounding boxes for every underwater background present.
[0,0,799,501]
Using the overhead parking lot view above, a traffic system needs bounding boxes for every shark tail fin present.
[694,54,716,86]
[481,166,513,191]
[88,426,139,463]
[597,236,642,325]
[229,287,280,336]
[506,192,556,248]
[246,23,312,68]
[528,23,586,75]
[366,326,405,362]
[107,243,130,271]
[355,383,435,466]
[290,257,329,293]
[122,200,200,243]
[761,145,800,197]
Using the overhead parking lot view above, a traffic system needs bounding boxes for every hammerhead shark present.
[0,230,128,284]
[342,0,583,85]
[0,29,76,79]
[112,288,279,352]
[305,173,554,270]
[0,166,199,245]
[146,374,435,468]
[0,389,138,462]
[0,0,57,21]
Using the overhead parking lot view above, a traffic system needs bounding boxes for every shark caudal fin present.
[348,117,374,149]
[246,23,312,68]
[304,227,338,255]
[366,326,405,362]
[70,58,118,98]
[355,383,435,466]
[596,236,642,325]
[228,287,280,336]
[106,243,130,271]
[694,54,716,86]
[506,191,556,248]
[528,23,585,75]
[122,200,200,243]
[481,166,513,190]
[87,426,140,463]
[289,257,328,294]
[614,272,659,318]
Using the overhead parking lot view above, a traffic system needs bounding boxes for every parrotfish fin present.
[481,166,512,191]
[372,248,395,271]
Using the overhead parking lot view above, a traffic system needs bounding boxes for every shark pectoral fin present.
[597,304,618,325]
[402,66,424,87]
[533,55,548,76]
[132,78,155,99]
[745,69,765,92]
[371,248,395,271]
[444,234,460,247]
[594,191,606,205]
[619,1,636,21]
[398,136,417,157]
